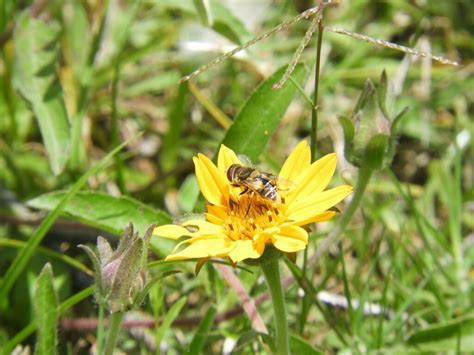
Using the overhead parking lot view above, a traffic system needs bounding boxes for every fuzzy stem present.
[104,311,124,355]
[261,258,289,355]
[96,304,105,354]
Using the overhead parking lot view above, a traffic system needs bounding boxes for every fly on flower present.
[226,162,293,204]
[153,140,353,265]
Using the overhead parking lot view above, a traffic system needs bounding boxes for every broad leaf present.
[158,0,252,44]
[290,334,323,355]
[13,12,70,175]
[34,264,58,355]
[222,64,306,161]
[27,191,171,236]
[406,315,474,352]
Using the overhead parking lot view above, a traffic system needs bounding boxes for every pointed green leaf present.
[187,305,217,355]
[155,296,187,346]
[406,316,474,352]
[34,264,58,355]
[192,0,213,27]
[0,136,132,303]
[13,12,70,175]
[235,330,275,353]
[290,334,324,355]
[27,191,171,236]
[338,116,355,164]
[77,244,102,286]
[377,70,389,119]
[222,64,306,161]
[158,0,252,44]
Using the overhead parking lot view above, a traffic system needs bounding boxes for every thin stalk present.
[111,60,126,193]
[449,122,465,294]
[96,304,105,354]
[310,21,324,161]
[312,166,373,261]
[69,0,109,171]
[104,311,124,355]
[261,257,289,355]
[298,247,309,334]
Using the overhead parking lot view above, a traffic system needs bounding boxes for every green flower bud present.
[79,223,155,313]
[339,70,408,169]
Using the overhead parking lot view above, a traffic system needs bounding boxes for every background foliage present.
[0,0,472,353]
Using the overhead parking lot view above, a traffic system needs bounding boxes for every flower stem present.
[261,257,290,355]
[310,20,324,161]
[104,311,124,355]
[313,166,373,260]
[96,304,105,354]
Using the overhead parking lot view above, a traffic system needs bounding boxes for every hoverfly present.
[226,163,290,203]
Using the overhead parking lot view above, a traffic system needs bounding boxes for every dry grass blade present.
[325,26,460,66]
[178,6,324,83]
[273,14,321,89]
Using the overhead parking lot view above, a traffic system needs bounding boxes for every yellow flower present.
[153,140,353,264]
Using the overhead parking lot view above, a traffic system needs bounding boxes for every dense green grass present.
[0,0,472,353]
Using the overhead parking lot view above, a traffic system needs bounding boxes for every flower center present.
[223,194,284,241]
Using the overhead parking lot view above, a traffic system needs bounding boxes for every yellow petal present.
[165,237,234,261]
[206,204,228,225]
[286,153,337,204]
[217,144,242,172]
[271,225,308,252]
[193,154,229,206]
[290,210,336,226]
[279,140,311,182]
[228,239,264,262]
[182,219,224,235]
[153,224,190,240]
[286,185,353,222]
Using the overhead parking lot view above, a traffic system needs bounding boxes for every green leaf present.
[161,83,188,173]
[235,330,275,353]
[192,0,213,27]
[377,69,389,119]
[178,175,200,213]
[406,315,474,352]
[221,64,306,162]
[0,138,133,303]
[187,305,217,355]
[157,0,252,44]
[122,70,181,98]
[34,263,58,355]
[155,296,187,346]
[13,11,70,175]
[4,287,94,354]
[338,116,355,163]
[27,191,171,236]
[290,334,323,355]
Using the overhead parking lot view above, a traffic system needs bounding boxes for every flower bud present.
[79,223,155,313]
[340,70,408,169]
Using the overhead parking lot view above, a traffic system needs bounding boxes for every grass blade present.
[33,264,58,355]
[0,136,136,302]
[27,191,171,236]
[186,305,217,355]
[155,296,187,347]
[3,287,94,354]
